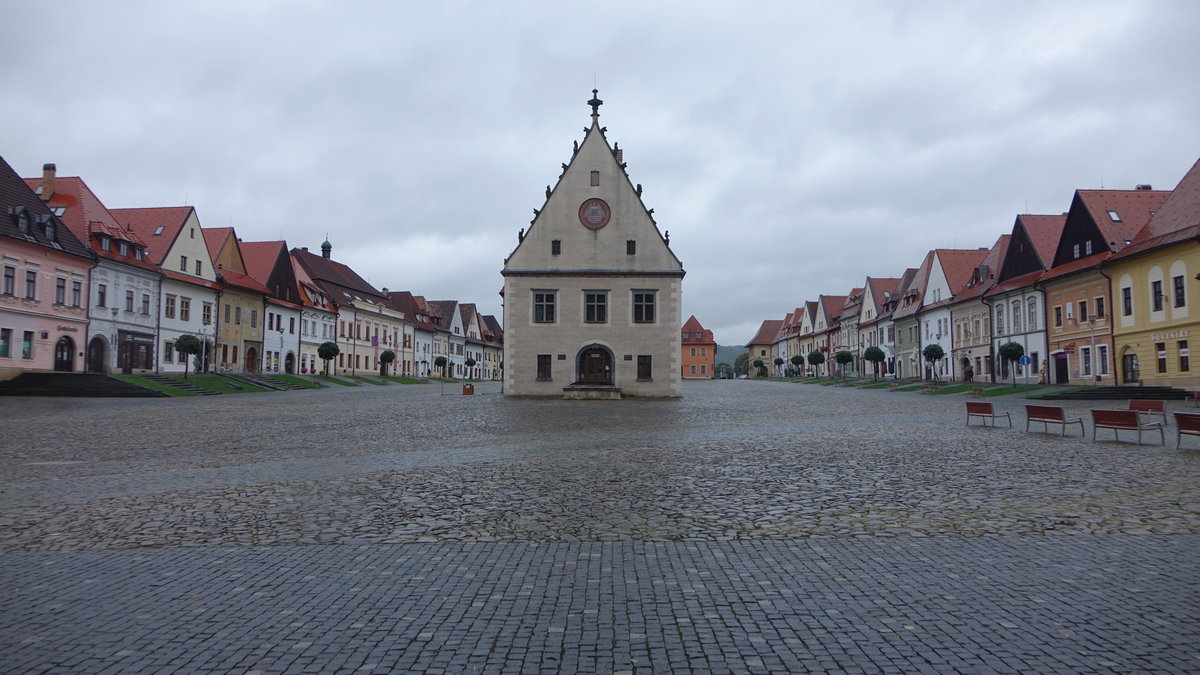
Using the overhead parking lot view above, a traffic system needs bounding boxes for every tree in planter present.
[773,357,785,377]
[922,344,946,381]
[434,355,448,378]
[317,341,339,376]
[863,346,886,381]
[174,334,202,380]
[807,350,826,377]
[998,341,1025,386]
[464,357,477,379]
[789,354,804,377]
[835,350,854,381]
[379,349,395,377]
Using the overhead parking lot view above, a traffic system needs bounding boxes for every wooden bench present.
[966,401,1011,427]
[1128,399,1167,423]
[1174,411,1200,448]
[1025,404,1084,436]
[1090,409,1164,445]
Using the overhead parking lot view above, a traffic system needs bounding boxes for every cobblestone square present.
[1,380,1197,673]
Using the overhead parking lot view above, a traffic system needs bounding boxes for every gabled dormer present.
[1051,188,1170,266]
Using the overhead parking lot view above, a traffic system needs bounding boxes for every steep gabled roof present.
[241,240,287,283]
[860,276,901,323]
[1108,158,1200,262]
[816,295,848,329]
[1077,188,1171,251]
[892,252,935,320]
[203,227,235,264]
[952,234,1010,303]
[2,158,90,259]
[111,206,196,266]
[746,319,783,347]
[682,315,716,344]
[291,246,383,305]
[482,315,504,344]
[1021,214,1068,268]
[22,173,156,271]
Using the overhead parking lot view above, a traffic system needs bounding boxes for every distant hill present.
[715,344,743,367]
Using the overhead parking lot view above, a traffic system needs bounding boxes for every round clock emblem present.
[578,198,611,230]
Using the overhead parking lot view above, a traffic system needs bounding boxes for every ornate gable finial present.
[588,88,603,120]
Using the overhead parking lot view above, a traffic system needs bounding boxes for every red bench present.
[1128,399,1167,423]
[966,401,1011,427]
[1091,409,1164,445]
[1174,411,1200,449]
[1025,404,1084,436]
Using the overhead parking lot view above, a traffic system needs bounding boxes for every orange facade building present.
[681,315,716,378]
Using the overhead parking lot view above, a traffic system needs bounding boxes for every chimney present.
[301,246,309,252]
[1135,184,1153,190]
[40,163,56,201]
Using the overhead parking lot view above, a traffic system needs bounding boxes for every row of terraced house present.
[748,157,1200,388]
[0,157,502,381]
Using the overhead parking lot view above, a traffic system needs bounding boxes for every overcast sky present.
[5,1,1198,347]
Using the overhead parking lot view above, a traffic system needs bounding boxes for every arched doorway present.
[576,345,613,385]
[284,352,295,374]
[244,346,258,373]
[87,336,108,373]
[1122,349,1139,384]
[54,336,75,372]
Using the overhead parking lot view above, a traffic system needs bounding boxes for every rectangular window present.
[551,240,561,255]
[0,328,9,358]
[1174,275,1186,308]
[2,266,13,295]
[1081,346,1092,376]
[1152,280,1164,312]
[55,278,66,305]
[1096,296,1105,319]
[142,294,151,315]
[232,345,239,364]
[536,354,552,380]
[637,355,652,380]
[1054,306,1062,327]
[250,309,258,328]
[289,317,295,334]
[179,297,190,321]
[590,170,600,186]
[97,283,106,307]
[1098,344,1109,375]
[1072,243,1080,259]
[1085,240,1093,255]
[584,291,607,323]
[235,307,242,325]
[627,240,636,255]
[164,341,174,363]
[1122,287,1133,316]
[225,304,231,323]
[533,291,556,323]
[25,271,37,299]
[1078,300,1088,323]
[195,260,202,275]
[72,281,82,307]
[633,291,656,323]
[165,294,176,319]
[203,302,212,325]
[180,255,188,272]
[690,364,696,374]
[1180,340,1190,372]
[125,290,134,312]
[23,331,34,359]
[1156,342,1167,373]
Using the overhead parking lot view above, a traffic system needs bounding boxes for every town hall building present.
[501,91,685,397]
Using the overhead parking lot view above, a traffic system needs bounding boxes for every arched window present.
[1011,301,1022,332]
[995,305,1005,335]
[1027,298,1038,331]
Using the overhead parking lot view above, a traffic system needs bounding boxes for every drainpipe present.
[1096,260,1119,384]
[981,295,994,382]
[213,288,223,373]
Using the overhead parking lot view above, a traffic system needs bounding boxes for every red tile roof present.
[2,158,90,259]
[1018,214,1067,268]
[203,227,234,264]
[1077,188,1171,251]
[952,235,1010,303]
[682,315,716,344]
[217,268,270,295]
[111,206,196,266]
[291,246,383,303]
[240,240,287,283]
[1107,158,1200,262]
[746,319,783,347]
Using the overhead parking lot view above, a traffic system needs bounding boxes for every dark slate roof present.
[0,156,90,260]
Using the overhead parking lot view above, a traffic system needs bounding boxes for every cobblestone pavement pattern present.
[1,380,1197,672]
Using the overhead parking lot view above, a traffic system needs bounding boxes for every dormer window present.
[51,206,66,216]
[1107,210,1121,222]
[44,220,56,241]
[99,236,111,251]
[134,247,144,261]
[154,226,165,235]
[119,242,128,256]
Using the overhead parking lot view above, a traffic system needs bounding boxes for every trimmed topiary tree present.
[835,350,854,381]
[174,334,202,380]
[789,354,804,376]
[863,346,885,381]
[998,341,1025,386]
[434,355,448,378]
[379,349,395,377]
[807,350,826,377]
[318,341,339,376]
[752,358,766,378]
[922,344,945,381]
